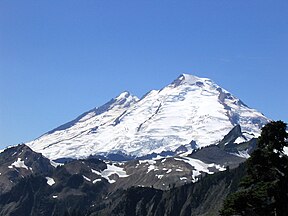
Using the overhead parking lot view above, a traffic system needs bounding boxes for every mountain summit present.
[27,74,268,160]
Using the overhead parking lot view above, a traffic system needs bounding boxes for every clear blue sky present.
[0,0,287,149]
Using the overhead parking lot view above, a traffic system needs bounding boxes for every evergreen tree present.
[258,120,288,154]
[220,121,288,216]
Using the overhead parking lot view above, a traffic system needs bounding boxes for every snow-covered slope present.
[27,74,269,160]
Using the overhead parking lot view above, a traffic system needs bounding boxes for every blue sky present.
[0,0,287,149]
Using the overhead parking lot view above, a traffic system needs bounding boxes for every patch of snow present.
[284,147,288,156]
[52,195,57,198]
[153,155,164,160]
[180,177,187,180]
[50,160,63,168]
[108,179,116,184]
[93,179,101,184]
[223,141,229,146]
[91,169,101,175]
[192,170,201,182]
[166,169,172,174]
[176,169,183,172]
[139,159,156,165]
[214,164,226,171]
[147,165,156,173]
[46,177,55,186]
[83,175,91,182]
[93,163,129,184]
[234,137,246,144]
[232,150,250,159]
[174,156,225,181]
[102,164,129,178]
[175,157,220,174]
[8,158,29,170]
[156,174,163,179]
[179,150,194,157]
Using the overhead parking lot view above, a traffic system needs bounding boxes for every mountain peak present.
[180,73,201,81]
[171,73,210,87]
[26,74,268,160]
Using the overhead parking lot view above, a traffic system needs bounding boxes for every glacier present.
[26,74,269,160]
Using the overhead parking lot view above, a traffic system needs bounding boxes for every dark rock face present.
[218,124,258,155]
[0,174,109,216]
[95,163,246,216]
[0,144,53,194]
[218,125,243,147]
[0,161,246,216]
[0,153,110,216]
[189,145,246,169]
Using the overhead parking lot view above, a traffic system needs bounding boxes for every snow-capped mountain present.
[26,74,269,160]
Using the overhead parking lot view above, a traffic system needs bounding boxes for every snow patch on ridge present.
[174,157,226,176]
[91,163,128,184]
[8,158,29,170]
